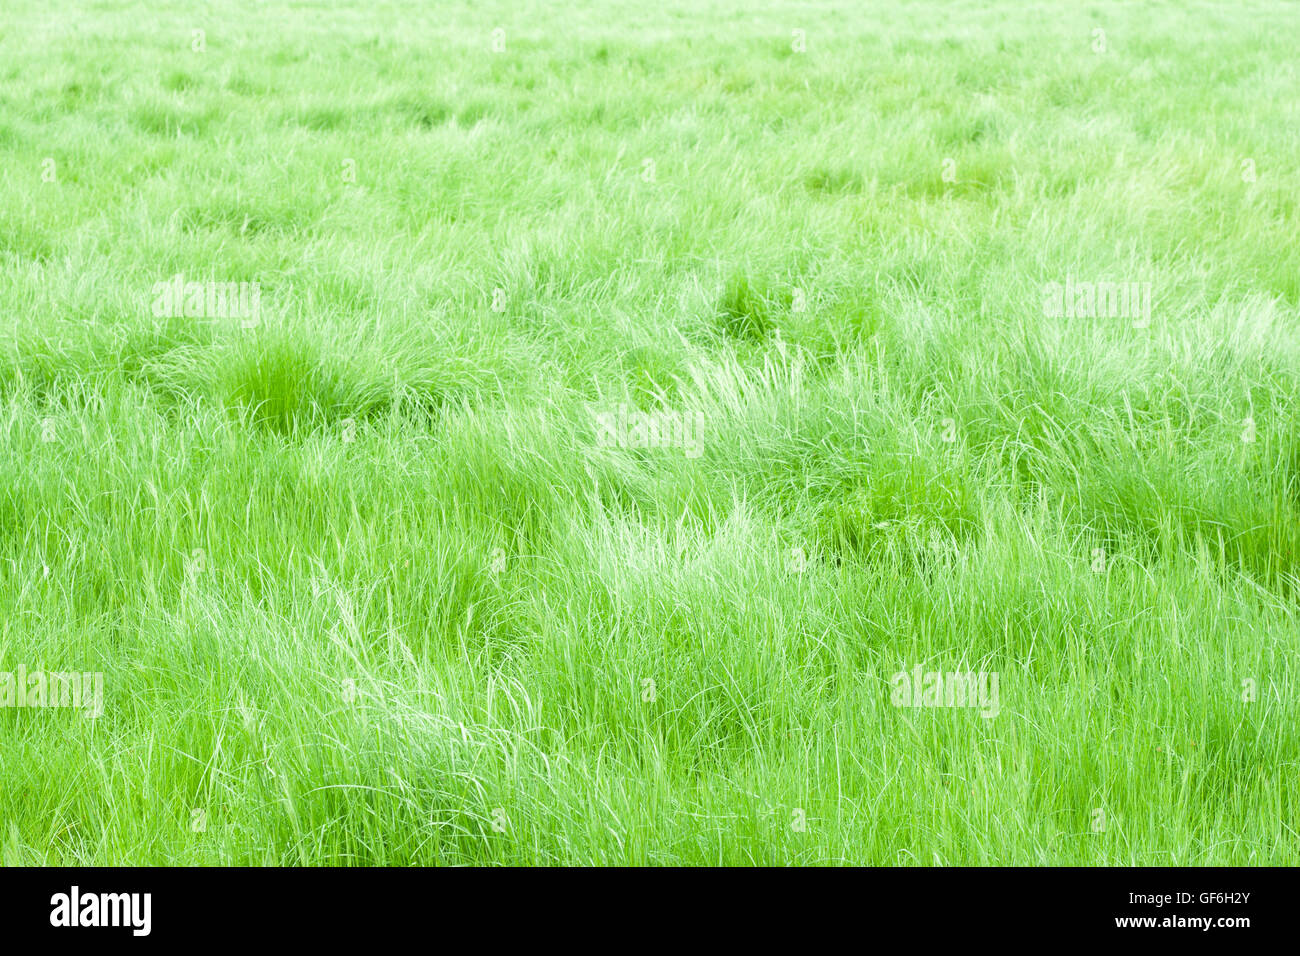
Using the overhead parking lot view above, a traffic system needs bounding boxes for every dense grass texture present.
[1,0,1299,865]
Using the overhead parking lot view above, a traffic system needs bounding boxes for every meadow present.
[1,0,1298,864]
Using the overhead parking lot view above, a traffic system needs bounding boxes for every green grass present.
[1,0,1299,865]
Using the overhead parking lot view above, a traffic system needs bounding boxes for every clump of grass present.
[219,332,329,433]
[130,100,213,136]
[296,105,349,131]
[803,165,865,195]
[815,462,981,566]
[390,95,452,129]
[161,70,201,93]
[716,272,777,341]
[620,343,683,407]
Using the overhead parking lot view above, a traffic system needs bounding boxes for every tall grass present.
[1,0,1297,864]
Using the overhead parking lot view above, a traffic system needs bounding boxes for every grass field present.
[2,0,1299,865]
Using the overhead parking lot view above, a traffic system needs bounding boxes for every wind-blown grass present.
[1,0,1298,865]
